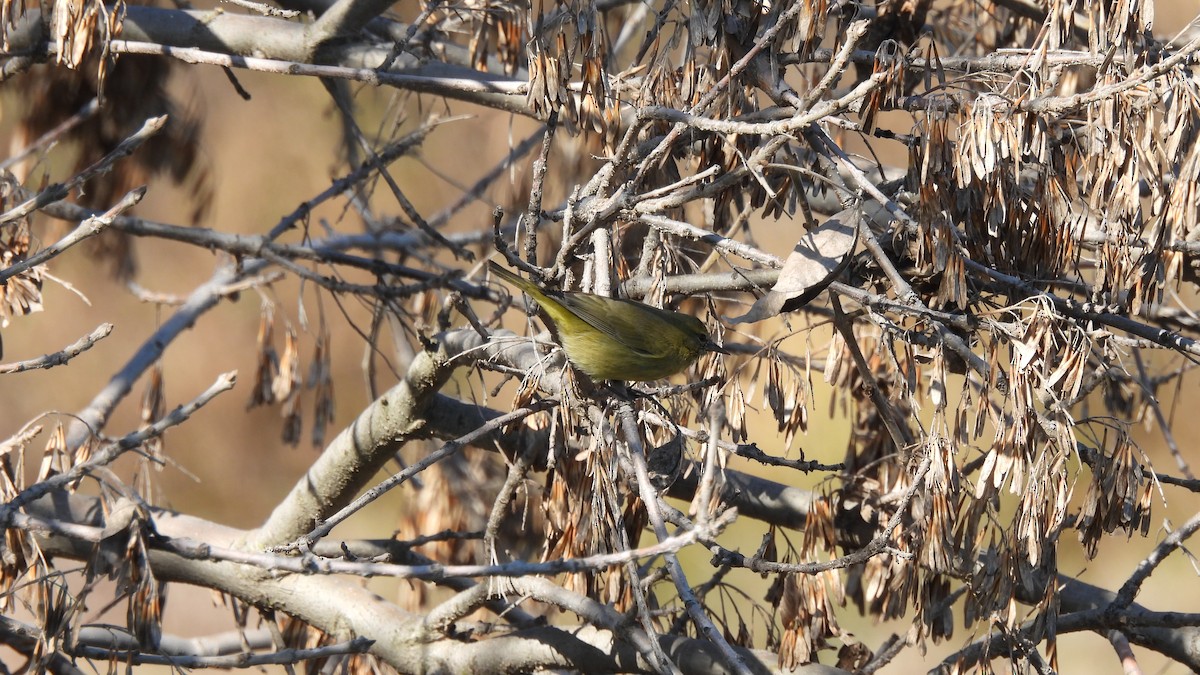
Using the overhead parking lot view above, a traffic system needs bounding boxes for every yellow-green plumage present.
[489,262,724,381]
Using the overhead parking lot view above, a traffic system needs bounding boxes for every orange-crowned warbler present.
[489,261,726,381]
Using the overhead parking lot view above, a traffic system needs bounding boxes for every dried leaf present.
[0,220,45,330]
[730,207,860,324]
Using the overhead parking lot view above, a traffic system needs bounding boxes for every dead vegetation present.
[3,0,1200,671]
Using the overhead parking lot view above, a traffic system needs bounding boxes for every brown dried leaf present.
[273,325,300,403]
[139,359,166,467]
[726,382,748,442]
[128,545,163,648]
[248,304,278,408]
[730,207,860,324]
[0,220,45,330]
[36,424,68,483]
[54,0,100,69]
[140,360,165,425]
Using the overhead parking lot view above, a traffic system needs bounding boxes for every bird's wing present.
[559,294,671,358]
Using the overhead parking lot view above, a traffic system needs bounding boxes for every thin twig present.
[1108,510,1200,614]
[637,214,782,268]
[320,90,472,260]
[65,261,262,450]
[1023,34,1200,113]
[69,638,374,668]
[712,452,931,574]
[166,509,736,580]
[33,195,485,295]
[0,323,113,374]
[805,128,915,303]
[0,116,166,226]
[615,401,753,675]
[284,400,555,551]
[5,371,237,512]
[1132,349,1191,479]
[483,452,533,566]
[730,442,843,473]
[0,99,100,171]
[967,258,1200,359]
[605,404,680,675]
[631,0,812,186]
[267,117,448,240]
[830,294,914,449]
[521,111,558,266]
[108,41,532,116]
[1,186,145,283]
[426,129,546,230]
[795,20,869,111]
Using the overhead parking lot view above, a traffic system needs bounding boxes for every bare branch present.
[0,187,144,283]
[285,400,555,552]
[6,371,236,512]
[0,116,165,225]
[65,262,263,450]
[0,323,113,374]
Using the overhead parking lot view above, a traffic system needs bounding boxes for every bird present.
[489,261,727,381]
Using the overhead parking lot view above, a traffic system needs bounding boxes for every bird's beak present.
[704,339,730,355]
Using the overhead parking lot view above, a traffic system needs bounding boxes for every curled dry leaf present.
[728,206,860,324]
[0,219,45,332]
[248,303,278,408]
